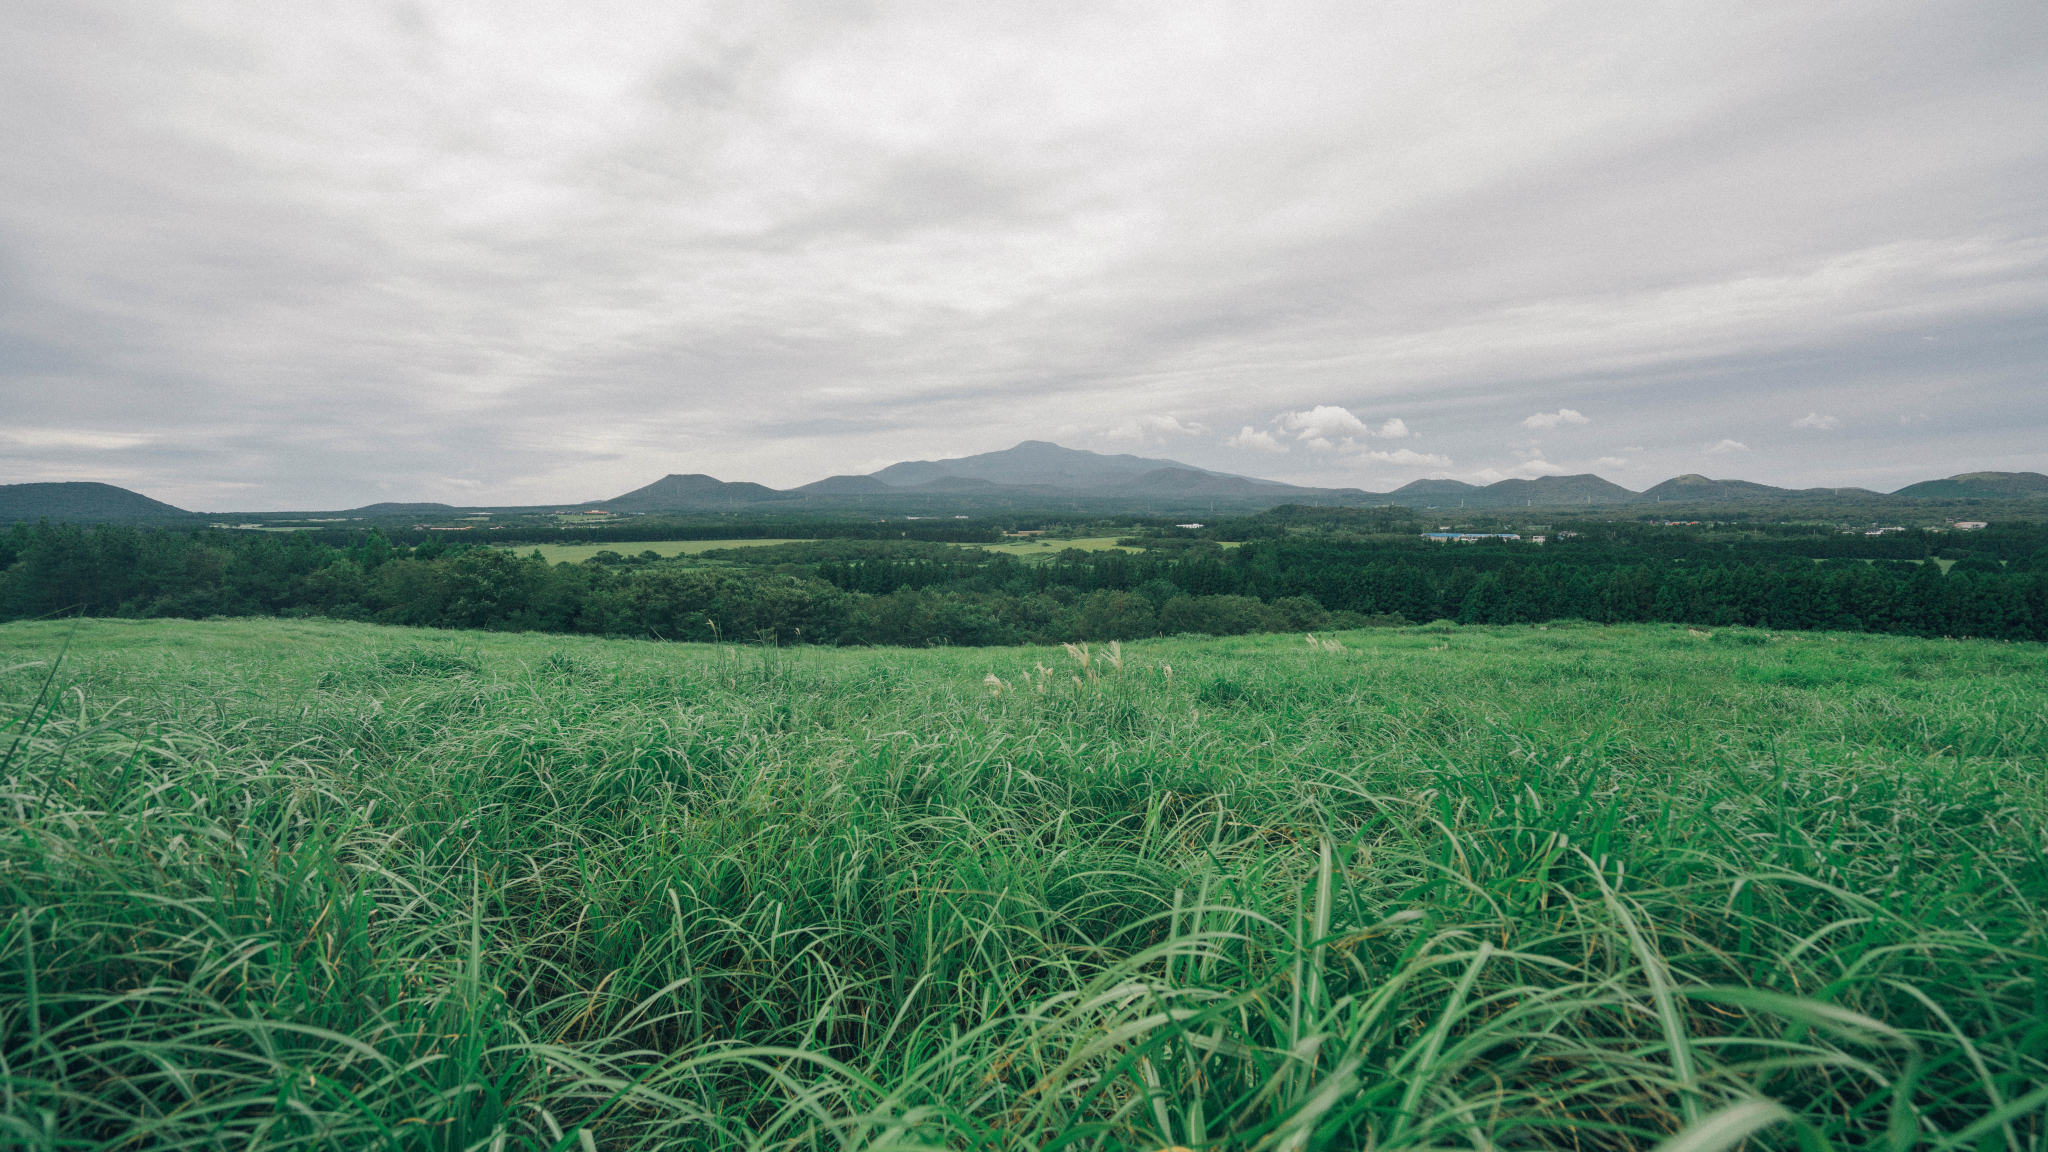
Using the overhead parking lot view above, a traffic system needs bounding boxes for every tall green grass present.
[2,618,2044,1151]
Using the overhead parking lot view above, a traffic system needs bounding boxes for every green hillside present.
[1893,471,2048,499]
[0,480,194,522]
[4,617,2044,1149]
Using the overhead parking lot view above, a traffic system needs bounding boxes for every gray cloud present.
[2,0,2044,508]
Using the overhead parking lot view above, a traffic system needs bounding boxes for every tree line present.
[3,519,2045,645]
[366,517,1006,548]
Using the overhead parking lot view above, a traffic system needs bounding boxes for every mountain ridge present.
[6,459,2046,522]
[1892,472,2048,500]
[868,440,1251,488]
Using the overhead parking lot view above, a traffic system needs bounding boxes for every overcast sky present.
[3,0,2044,510]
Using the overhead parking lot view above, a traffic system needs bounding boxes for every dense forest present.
[4,518,2046,645]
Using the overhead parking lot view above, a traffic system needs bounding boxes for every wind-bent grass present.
[2,617,2044,1151]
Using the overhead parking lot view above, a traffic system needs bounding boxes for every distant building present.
[1176,523,1205,529]
[1953,521,1988,530]
[1423,532,1522,543]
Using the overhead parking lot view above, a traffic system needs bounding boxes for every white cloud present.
[1360,447,1451,467]
[1462,445,1565,483]
[1468,457,1565,483]
[1705,439,1750,454]
[1521,409,1591,430]
[1270,405,1413,452]
[1225,426,1288,453]
[1277,405,1369,447]
[1102,414,1206,443]
[1595,456,1630,467]
[1791,412,1841,430]
[0,428,157,450]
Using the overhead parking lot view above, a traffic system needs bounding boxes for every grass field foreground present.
[2,618,2046,1150]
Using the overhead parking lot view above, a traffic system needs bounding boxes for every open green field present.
[3,618,2045,1150]
[971,536,1153,558]
[500,538,814,564]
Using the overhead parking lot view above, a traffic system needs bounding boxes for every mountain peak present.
[867,441,1247,489]
[606,473,787,510]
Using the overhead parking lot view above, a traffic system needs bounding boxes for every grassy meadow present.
[2,618,2045,1151]
[970,536,1148,558]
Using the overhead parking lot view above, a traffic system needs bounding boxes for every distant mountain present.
[1390,478,1484,498]
[589,442,1378,512]
[1117,467,1238,494]
[902,476,1002,492]
[870,440,1247,489]
[1,482,193,523]
[790,475,897,495]
[350,501,461,514]
[1112,467,1366,498]
[1952,471,2048,496]
[1486,474,1642,504]
[1390,475,1639,507]
[28,451,2026,527]
[1634,474,1944,503]
[1892,472,2048,499]
[606,473,789,510]
[1639,475,1788,501]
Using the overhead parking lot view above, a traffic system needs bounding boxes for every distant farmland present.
[502,537,813,563]
[513,536,1155,565]
[969,534,1149,558]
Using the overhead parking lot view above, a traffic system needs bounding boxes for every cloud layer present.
[1522,409,1590,430]
[1,0,2044,507]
